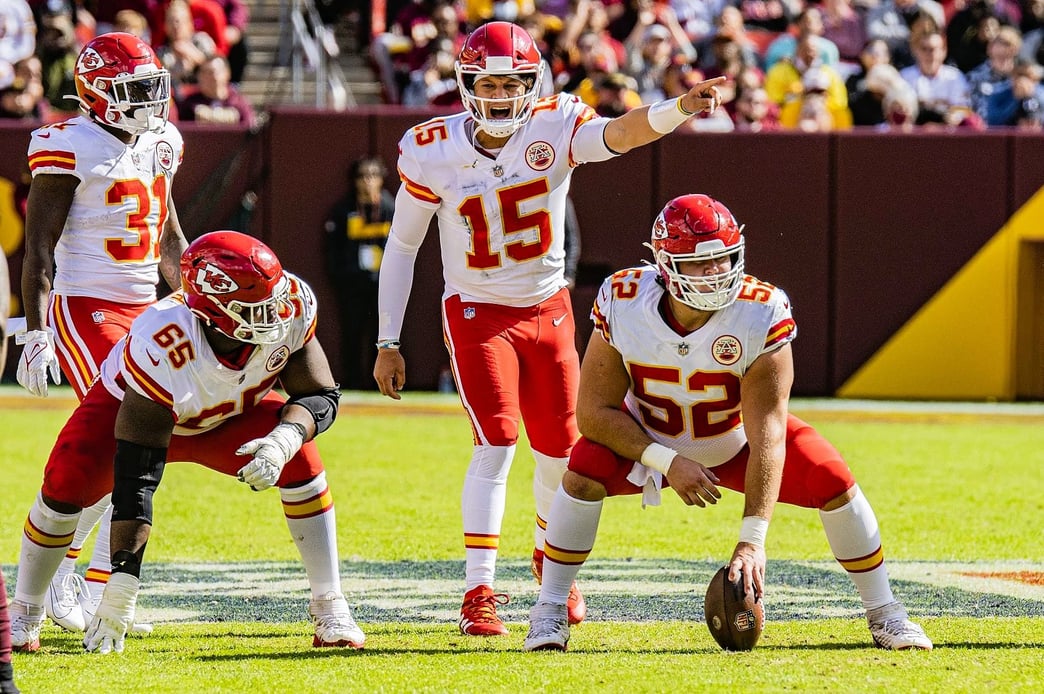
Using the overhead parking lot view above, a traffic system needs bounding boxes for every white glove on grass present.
[84,573,139,654]
[16,329,62,397]
[236,422,306,491]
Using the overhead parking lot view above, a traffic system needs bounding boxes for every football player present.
[1,254,21,693]
[10,231,365,654]
[524,194,933,652]
[373,20,725,637]
[18,32,188,633]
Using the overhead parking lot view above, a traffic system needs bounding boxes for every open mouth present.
[490,106,512,119]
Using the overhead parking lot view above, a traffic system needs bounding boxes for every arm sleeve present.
[376,185,436,341]
[571,117,620,163]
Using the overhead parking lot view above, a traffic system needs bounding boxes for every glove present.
[236,422,306,491]
[84,573,139,654]
[16,329,62,397]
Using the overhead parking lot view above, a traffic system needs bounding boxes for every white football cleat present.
[524,601,570,651]
[867,602,933,651]
[310,593,365,649]
[46,572,89,631]
[10,600,45,653]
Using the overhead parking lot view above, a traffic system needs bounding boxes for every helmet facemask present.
[457,58,543,138]
[90,67,171,135]
[203,274,294,345]
[648,238,745,311]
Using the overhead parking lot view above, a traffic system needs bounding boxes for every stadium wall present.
[1,116,1042,399]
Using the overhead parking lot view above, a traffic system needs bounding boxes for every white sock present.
[84,501,113,601]
[462,445,514,590]
[54,494,109,582]
[531,451,568,554]
[15,493,81,606]
[819,485,896,610]
[281,472,341,599]
[539,485,602,604]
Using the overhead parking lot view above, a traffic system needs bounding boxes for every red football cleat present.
[532,548,587,625]
[458,585,510,636]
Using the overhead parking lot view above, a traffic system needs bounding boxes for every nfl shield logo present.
[464,307,476,320]
[677,342,690,356]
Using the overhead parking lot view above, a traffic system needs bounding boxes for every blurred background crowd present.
[2,0,1043,130]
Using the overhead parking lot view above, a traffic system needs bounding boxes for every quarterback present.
[374,20,726,636]
[10,232,365,654]
[524,194,933,652]
[18,32,188,630]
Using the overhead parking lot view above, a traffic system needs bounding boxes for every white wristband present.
[739,516,769,547]
[647,97,695,134]
[640,442,677,475]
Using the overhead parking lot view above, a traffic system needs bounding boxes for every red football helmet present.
[455,21,544,137]
[74,32,170,135]
[647,194,745,311]
[180,231,294,345]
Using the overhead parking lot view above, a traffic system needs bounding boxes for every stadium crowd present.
[0,0,254,125]
[369,0,1044,130]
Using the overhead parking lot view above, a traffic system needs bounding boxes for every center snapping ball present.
[704,565,765,651]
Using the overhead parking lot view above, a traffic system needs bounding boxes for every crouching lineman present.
[10,231,365,654]
[524,194,932,652]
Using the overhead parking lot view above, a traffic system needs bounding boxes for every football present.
[704,565,765,651]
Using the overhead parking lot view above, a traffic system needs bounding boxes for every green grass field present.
[2,388,1042,692]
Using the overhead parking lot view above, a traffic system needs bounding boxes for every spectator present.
[323,157,394,391]
[0,0,36,90]
[89,0,154,35]
[669,0,731,44]
[34,0,80,117]
[849,62,905,125]
[865,0,946,69]
[947,0,1021,72]
[820,0,868,68]
[623,23,685,103]
[732,84,782,130]
[694,5,761,73]
[212,0,249,83]
[764,6,841,71]
[593,70,643,115]
[985,57,1044,127]
[370,0,440,104]
[880,79,921,129]
[556,29,620,94]
[1021,0,1044,64]
[401,37,456,107]
[554,0,627,90]
[149,0,228,56]
[156,0,218,97]
[779,64,854,129]
[845,37,893,101]
[900,30,973,125]
[112,8,151,41]
[0,55,48,120]
[967,25,1022,120]
[765,34,848,116]
[176,54,255,126]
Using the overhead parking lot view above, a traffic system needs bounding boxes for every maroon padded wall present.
[831,132,1011,387]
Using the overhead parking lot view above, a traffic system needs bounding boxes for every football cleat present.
[867,602,933,651]
[458,585,509,636]
[10,600,45,653]
[310,593,365,649]
[46,572,89,632]
[532,549,586,625]
[524,601,569,651]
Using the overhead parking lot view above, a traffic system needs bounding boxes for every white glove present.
[236,422,306,491]
[84,572,139,654]
[16,329,62,397]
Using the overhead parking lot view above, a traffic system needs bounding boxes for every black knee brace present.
[111,439,167,525]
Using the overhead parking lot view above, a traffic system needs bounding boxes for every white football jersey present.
[396,93,600,306]
[99,272,317,435]
[28,115,184,303]
[593,266,797,467]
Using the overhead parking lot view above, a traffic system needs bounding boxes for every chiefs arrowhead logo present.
[77,47,106,73]
[192,264,239,295]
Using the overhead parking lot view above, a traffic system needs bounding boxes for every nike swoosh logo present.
[38,132,51,138]
[552,315,567,327]
[146,351,161,367]
[25,344,44,362]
